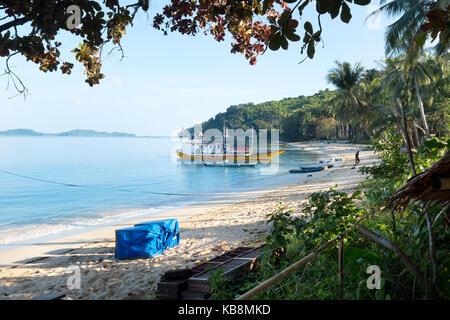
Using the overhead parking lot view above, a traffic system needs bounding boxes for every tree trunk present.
[424,207,438,297]
[397,98,417,175]
[413,120,421,148]
[355,97,373,140]
[414,72,431,138]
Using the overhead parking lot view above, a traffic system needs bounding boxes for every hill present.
[195,89,338,142]
[0,129,136,137]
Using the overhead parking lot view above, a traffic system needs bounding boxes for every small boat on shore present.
[290,166,327,174]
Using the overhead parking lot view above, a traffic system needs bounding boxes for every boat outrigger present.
[177,127,286,166]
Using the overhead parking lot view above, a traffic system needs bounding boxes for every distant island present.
[0,129,136,137]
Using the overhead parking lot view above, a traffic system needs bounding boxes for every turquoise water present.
[0,137,319,246]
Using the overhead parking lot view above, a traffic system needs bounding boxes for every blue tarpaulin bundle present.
[135,219,180,249]
[115,219,180,259]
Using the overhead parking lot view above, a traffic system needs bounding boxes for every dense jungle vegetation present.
[200,53,448,144]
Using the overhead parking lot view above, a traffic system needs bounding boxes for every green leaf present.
[307,40,315,59]
[269,32,282,51]
[340,2,352,23]
[375,289,385,300]
[312,30,321,42]
[288,19,299,29]
[316,0,330,15]
[285,32,301,42]
[279,11,291,27]
[298,0,309,15]
[354,0,371,5]
[328,0,341,19]
[415,32,428,47]
[304,21,313,34]
[303,33,311,43]
[281,35,289,50]
[90,1,102,11]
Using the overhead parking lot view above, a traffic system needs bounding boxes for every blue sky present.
[0,3,394,136]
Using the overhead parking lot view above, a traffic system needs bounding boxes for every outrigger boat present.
[289,166,327,174]
[177,127,286,166]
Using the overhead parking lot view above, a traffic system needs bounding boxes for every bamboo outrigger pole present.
[236,210,376,300]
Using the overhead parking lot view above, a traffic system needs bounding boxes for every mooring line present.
[0,169,240,197]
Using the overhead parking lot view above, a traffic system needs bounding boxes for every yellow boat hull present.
[176,150,286,162]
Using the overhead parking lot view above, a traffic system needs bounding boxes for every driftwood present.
[357,226,425,287]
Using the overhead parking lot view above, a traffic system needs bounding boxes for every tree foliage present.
[197,54,448,143]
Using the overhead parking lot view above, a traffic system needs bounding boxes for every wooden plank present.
[186,278,211,293]
[157,279,187,295]
[155,246,264,299]
[187,247,262,293]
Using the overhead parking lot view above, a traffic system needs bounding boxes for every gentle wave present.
[0,206,172,245]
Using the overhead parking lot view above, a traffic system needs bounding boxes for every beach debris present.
[115,219,180,259]
[156,246,262,300]
[212,244,225,252]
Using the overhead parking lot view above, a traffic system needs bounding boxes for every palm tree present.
[404,47,433,138]
[370,0,430,55]
[327,61,372,140]
[370,1,437,138]
[380,57,418,174]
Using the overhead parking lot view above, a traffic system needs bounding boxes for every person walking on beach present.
[354,150,360,166]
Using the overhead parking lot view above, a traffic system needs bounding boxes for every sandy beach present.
[0,143,377,300]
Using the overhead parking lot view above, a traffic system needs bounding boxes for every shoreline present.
[0,142,376,300]
[0,142,325,251]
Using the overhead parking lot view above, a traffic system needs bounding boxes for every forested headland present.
[199,55,448,144]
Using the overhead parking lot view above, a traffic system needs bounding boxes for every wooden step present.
[186,247,261,293]
[155,245,263,300]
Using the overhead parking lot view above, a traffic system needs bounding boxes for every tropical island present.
[0,129,137,137]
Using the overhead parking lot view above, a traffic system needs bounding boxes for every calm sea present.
[0,137,319,247]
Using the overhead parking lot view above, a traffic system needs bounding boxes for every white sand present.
[0,143,376,300]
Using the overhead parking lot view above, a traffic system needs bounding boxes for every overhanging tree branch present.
[0,16,31,33]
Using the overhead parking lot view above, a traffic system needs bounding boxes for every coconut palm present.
[371,1,449,137]
[326,61,372,140]
[379,57,418,174]
[370,0,430,55]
